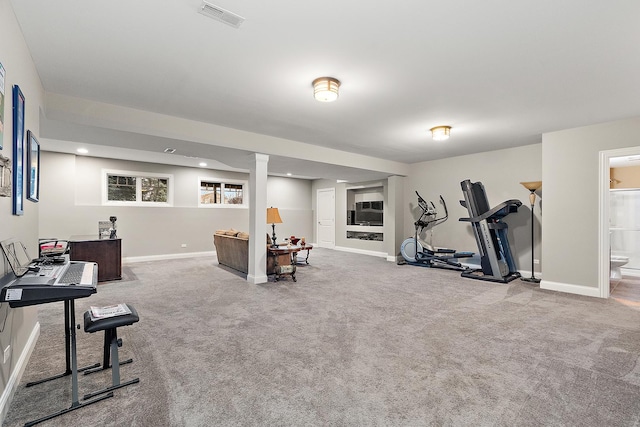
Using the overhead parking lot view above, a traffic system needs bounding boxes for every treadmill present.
[459,179,522,283]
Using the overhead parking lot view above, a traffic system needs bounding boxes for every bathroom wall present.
[611,166,640,189]
[610,189,640,271]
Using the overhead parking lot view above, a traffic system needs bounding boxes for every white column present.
[247,153,269,284]
[386,175,405,262]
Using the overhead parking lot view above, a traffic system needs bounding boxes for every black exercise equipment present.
[459,179,522,283]
[400,191,473,270]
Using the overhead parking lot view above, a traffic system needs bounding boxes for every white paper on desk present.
[5,288,23,301]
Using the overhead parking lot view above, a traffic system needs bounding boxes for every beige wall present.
[39,152,313,259]
[311,178,404,257]
[0,0,45,420]
[542,117,640,294]
[406,144,543,273]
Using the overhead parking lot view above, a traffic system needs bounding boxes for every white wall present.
[542,117,640,295]
[39,153,313,259]
[311,177,405,258]
[406,144,543,273]
[0,0,45,420]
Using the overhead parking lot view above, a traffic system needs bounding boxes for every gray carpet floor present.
[4,248,640,426]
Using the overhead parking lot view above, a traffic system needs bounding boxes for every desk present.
[69,236,122,282]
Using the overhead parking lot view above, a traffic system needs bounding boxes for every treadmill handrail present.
[459,199,522,222]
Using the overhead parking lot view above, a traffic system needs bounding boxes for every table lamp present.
[520,181,542,283]
[266,207,283,248]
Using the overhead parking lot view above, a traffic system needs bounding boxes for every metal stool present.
[82,304,140,400]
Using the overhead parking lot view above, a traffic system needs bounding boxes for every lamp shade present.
[312,77,340,102]
[430,126,451,141]
[520,181,542,192]
[266,207,283,224]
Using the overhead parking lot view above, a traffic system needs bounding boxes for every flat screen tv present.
[355,201,383,226]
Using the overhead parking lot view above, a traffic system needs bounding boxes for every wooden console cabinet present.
[69,235,122,282]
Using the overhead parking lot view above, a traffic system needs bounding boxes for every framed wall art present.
[27,130,39,202]
[12,85,24,215]
[0,154,10,197]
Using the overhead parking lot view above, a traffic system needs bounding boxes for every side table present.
[268,246,299,281]
[293,244,313,264]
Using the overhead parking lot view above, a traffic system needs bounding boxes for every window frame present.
[198,176,248,208]
[102,169,174,207]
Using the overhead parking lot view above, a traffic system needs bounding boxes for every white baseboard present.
[332,246,387,258]
[0,322,40,424]
[124,251,215,264]
[540,279,602,298]
[247,274,269,284]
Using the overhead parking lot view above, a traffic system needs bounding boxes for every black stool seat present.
[82,303,140,400]
[84,305,139,333]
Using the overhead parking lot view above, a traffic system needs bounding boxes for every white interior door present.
[317,188,335,248]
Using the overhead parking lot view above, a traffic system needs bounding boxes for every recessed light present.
[286,173,292,176]
[77,148,88,154]
[199,162,207,167]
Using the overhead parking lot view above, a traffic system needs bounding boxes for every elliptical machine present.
[399,191,474,270]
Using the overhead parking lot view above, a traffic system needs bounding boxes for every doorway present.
[599,146,640,298]
[317,188,335,248]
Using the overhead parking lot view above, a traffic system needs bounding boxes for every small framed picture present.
[27,130,39,202]
[12,85,25,215]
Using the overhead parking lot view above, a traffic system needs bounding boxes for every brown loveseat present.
[213,229,282,274]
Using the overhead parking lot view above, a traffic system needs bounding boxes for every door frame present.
[598,145,640,298]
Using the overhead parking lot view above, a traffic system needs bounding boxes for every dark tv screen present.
[355,201,383,226]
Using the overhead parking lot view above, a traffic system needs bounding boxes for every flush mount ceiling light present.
[312,77,340,102]
[76,148,88,154]
[430,126,451,141]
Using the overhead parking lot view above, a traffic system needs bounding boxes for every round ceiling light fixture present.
[430,126,451,141]
[312,77,340,102]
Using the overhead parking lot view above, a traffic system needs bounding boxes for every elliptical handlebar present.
[438,195,449,223]
[414,191,449,231]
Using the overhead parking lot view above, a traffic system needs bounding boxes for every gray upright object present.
[459,179,522,283]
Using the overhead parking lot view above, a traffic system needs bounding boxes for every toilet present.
[610,255,629,284]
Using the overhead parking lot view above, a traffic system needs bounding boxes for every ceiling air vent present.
[164,148,176,154]
[198,1,245,28]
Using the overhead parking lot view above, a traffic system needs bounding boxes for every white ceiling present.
[9,0,640,181]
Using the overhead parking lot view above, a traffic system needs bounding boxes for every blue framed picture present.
[27,130,39,202]
[12,85,25,215]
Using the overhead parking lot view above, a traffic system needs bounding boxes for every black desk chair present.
[82,303,140,400]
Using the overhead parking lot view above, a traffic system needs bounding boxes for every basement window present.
[199,178,247,207]
[103,170,173,206]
